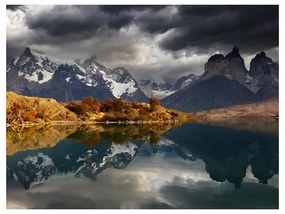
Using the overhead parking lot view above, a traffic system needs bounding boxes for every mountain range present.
[7,47,196,102]
[7,48,148,102]
[7,46,278,112]
[162,47,278,112]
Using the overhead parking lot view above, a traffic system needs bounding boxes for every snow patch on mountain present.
[107,142,137,157]
[102,75,137,98]
[25,69,54,84]
[152,89,176,99]
[138,74,200,99]
[23,153,54,167]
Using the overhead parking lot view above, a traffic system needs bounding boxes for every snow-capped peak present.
[7,47,58,84]
[7,47,148,101]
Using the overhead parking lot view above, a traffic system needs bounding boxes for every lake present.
[6,119,278,209]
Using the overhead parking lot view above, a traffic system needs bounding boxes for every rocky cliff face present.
[249,51,279,100]
[202,46,248,83]
[249,51,278,78]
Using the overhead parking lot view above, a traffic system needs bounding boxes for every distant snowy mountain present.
[174,74,200,90]
[7,47,148,102]
[137,80,175,99]
[138,74,200,99]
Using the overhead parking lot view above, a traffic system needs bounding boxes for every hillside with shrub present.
[64,96,191,123]
[6,92,80,126]
[7,92,191,127]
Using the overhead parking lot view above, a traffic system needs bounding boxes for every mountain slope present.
[162,76,256,112]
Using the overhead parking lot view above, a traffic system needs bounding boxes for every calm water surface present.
[6,121,278,209]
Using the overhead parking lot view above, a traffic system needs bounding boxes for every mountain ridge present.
[7,47,149,102]
[7,46,278,112]
[162,47,278,112]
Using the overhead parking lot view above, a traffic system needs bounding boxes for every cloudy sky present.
[6,5,279,82]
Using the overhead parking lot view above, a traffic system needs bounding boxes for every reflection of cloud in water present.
[245,165,278,188]
[158,177,278,208]
[7,153,278,209]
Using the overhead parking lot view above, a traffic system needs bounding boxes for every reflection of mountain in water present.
[163,122,278,189]
[7,138,192,190]
[7,122,278,190]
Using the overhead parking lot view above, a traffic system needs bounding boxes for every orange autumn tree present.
[149,96,160,111]
[82,96,101,113]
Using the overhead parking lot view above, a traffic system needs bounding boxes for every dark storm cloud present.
[136,10,181,34]
[25,5,169,38]
[25,6,107,37]
[99,5,167,14]
[159,5,279,54]
[107,14,133,29]
[13,5,279,55]
[6,5,24,11]
[7,5,279,81]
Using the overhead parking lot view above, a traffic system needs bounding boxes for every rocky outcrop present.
[250,51,279,100]
[202,46,248,82]
[249,51,278,78]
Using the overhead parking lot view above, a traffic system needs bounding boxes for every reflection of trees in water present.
[67,124,172,146]
[6,125,80,155]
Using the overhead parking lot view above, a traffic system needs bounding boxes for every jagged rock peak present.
[259,51,266,57]
[225,46,242,59]
[82,54,99,64]
[90,55,97,60]
[252,51,272,61]
[249,51,276,78]
[208,54,224,62]
[22,47,32,56]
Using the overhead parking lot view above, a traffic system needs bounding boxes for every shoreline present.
[6,113,278,129]
[6,118,186,128]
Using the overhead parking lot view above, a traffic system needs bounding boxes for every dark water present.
[6,121,278,209]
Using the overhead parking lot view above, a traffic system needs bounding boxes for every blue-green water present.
[7,121,278,209]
